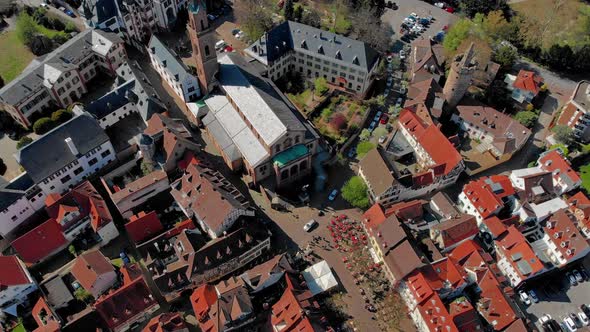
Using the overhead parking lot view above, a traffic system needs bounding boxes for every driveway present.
[381,0,458,52]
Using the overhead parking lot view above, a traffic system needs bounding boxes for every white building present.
[0,30,126,128]
[148,35,201,103]
[0,256,37,310]
[14,113,116,202]
[458,175,516,226]
[0,173,46,237]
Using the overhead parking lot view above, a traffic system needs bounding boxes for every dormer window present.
[318,45,324,55]
[300,40,307,49]
[352,56,359,65]
[335,50,342,60]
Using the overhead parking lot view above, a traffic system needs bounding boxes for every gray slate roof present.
[148,35,194,84]
[15,113,110,183]
[0,29,123,106]
[79,0,118,25]
[247,21,379,72]
[86,61,165,121]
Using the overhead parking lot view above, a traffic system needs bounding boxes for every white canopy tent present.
[302,260,338,295]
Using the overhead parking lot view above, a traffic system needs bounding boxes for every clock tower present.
[187,0,218,93]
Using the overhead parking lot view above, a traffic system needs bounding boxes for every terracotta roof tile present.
[432,214,478,248]
[143,312,187,332]
[126,211,164,244]
[513,70,543,94]
[71,250,115,294]
[463,175,515,219]
[495,226,544,279]
[538,150,581,190]
[544,209,589,264]
[12,219,67,264]
[32,296,61,332]
[0,256,31,287]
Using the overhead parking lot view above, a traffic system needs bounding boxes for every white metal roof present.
[218,54,287,146]
[204,94,269,167]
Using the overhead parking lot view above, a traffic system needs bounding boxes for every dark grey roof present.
[247,21,379,71]
[4,172,35,191]
[15,113,110,183]
[0,190,25,211]
[87,61,165,122]
[79,0,118,25]
[148,35,194,84]
[0,29,123,106]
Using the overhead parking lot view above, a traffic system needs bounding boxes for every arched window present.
[205,45,210,56]
[200,20,205,31]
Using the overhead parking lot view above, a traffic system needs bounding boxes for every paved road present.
[17,0,86,31]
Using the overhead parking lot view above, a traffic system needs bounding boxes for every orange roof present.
[32,297,60,332]
[362,203,387,229]
[399,109,462,175]
[432,214,478,248]
[449,298,482,332]
[406,271,435,304]
[425,257,468,290]
[143,312,187,332]
[271,274,319,332]
[463,175,515,219]
[482,215,520,239]
[190,284,218,325]
[513,70,543,94]
[70,250,115,294]
[544,209,589,265]
[126,211,164,244]
[385,199,426,221]
[538,150,581,188]
[417,292,459,332]
[557,102,580,127]
[495,226,544,280]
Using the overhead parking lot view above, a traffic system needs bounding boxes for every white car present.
[434,2,445,8]
[518,290,531,305]
[399,50,406,59]
[303,219,318,232]
[40,2,49,8]
[378,135,387,144]
[568,272,578,286]
[540,314,552,324]
[564,316,577,331]
[574,269,584,283]
[579,312,590,326]
[215,40,227,51]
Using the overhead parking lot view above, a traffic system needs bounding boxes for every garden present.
[313,94,367,144]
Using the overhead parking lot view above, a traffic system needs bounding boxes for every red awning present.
[337,77,347,84]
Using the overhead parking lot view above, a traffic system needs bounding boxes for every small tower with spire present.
[443,42,477,108]
[187,0,218,94]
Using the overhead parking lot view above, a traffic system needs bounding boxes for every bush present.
[33,117,56,134]
[16,137,33,149]
[550,144,569,156]
[356,141,375,159]
[74,288,94,303]
[68,244,77,257]
[329,114,347,131]
[321,108,333,121]
[51,109,72,123]
[16,12,38,47]
[514,111,538,128]
[140,160,154,175]
[359,128,371,141]
[341,176,370,209]
[552,125,575,145]
[64,21,77,33]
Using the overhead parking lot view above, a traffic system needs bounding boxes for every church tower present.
[187,0,218,94]
[443,42,477,108]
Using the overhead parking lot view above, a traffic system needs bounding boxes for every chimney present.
[65,137,79,156]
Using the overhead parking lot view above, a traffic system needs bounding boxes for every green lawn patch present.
[0,31,35,82]
[111,256,136,268]
[287,89,312,110]
[580,164,590,193]
[11,323,26,332]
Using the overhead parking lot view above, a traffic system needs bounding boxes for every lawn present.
[0,31,35,82]
[580,164,590,193]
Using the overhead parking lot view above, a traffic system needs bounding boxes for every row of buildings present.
[354,144,590,331]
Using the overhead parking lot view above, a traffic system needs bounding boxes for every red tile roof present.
[449,298,482,332]
[495,226,544,280]
[406,271,435,304]
[568,191,590,230]
[12,218,67,264]
[416,292,459,332]
[94,263,158,331]
[513,70,543,94]
[427,257,468,289]
[385,199,426,221]
[463,175,515,219]
[557,102,581,128]
[399,109,463,175]
[143,312,187,332]
[32,296,61,332]
[362,203,406,252]
[71,250,115,294]
[544,209,589,264]
[271,274,320,332]
[432,214,478,248]
[538,150,581,189]
[0,256,31,287]
[449,240,519,330]
[190,284,218,327]
[126,211,164,244]
[482,215,520,239]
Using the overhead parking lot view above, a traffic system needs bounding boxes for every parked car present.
[573,269,584,283]
[568,272,578,286]
[395,97,403,107]
[215,40,227,50]
[571,313,582,328]
[518,290,531,305]
[399,50,406,59]
[207,14,217,21]
[40,2,49,8]
[528,289,539,303]
[581,304,590,317]
[62,7,75,17]
[540,314,552,324]
[368,120,377,132]
[434,2,445,8]
[378,135,387,144]
[578,312,590,326]
[347,146,356,158]
[303,219,318,232]
[563,316,577,331]
[328,189,338,201]
[374,111,383,122]
[445,6,455,13]
[380,114,389,124]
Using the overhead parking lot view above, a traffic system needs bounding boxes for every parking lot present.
[522,260,590,330]
[381,0,458,51]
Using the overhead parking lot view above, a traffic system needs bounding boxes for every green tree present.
[51,109,73,124]
[68,244,77,257]
[356,141,375,159]
[64,21,77,33]
[460,0,507,18]
[550,144,569,156]
[33,117,56,135]
[483,10,513,41]
[443,19,474,52]
[0,75,4,89]
[493,44,518,68]
[314,77,329,96]
[16,136,33,149]
[74,288,94,303]
[552,125,575,145]
[514,111,538,128]
[359,128,371,141]
[341,176,370,209]
[236,0,274,41]
[293,5,303,22]
[321,107,333,121]
[284,0,294,21]
[16,12,39,47]
[140,160,154,175]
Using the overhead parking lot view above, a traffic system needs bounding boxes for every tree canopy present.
[16,136,33,149]
[460,0,508,18]
[514,111,538,128]
[493,44,518,68]
[314,77,329,96]
[341,176,370,209]
[552,125,575,145]
[356,141,375,159]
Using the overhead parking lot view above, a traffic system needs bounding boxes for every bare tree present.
[351,6,393,53]
[235,0,274,41]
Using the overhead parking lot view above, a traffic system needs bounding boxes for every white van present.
[215,40,227,51]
